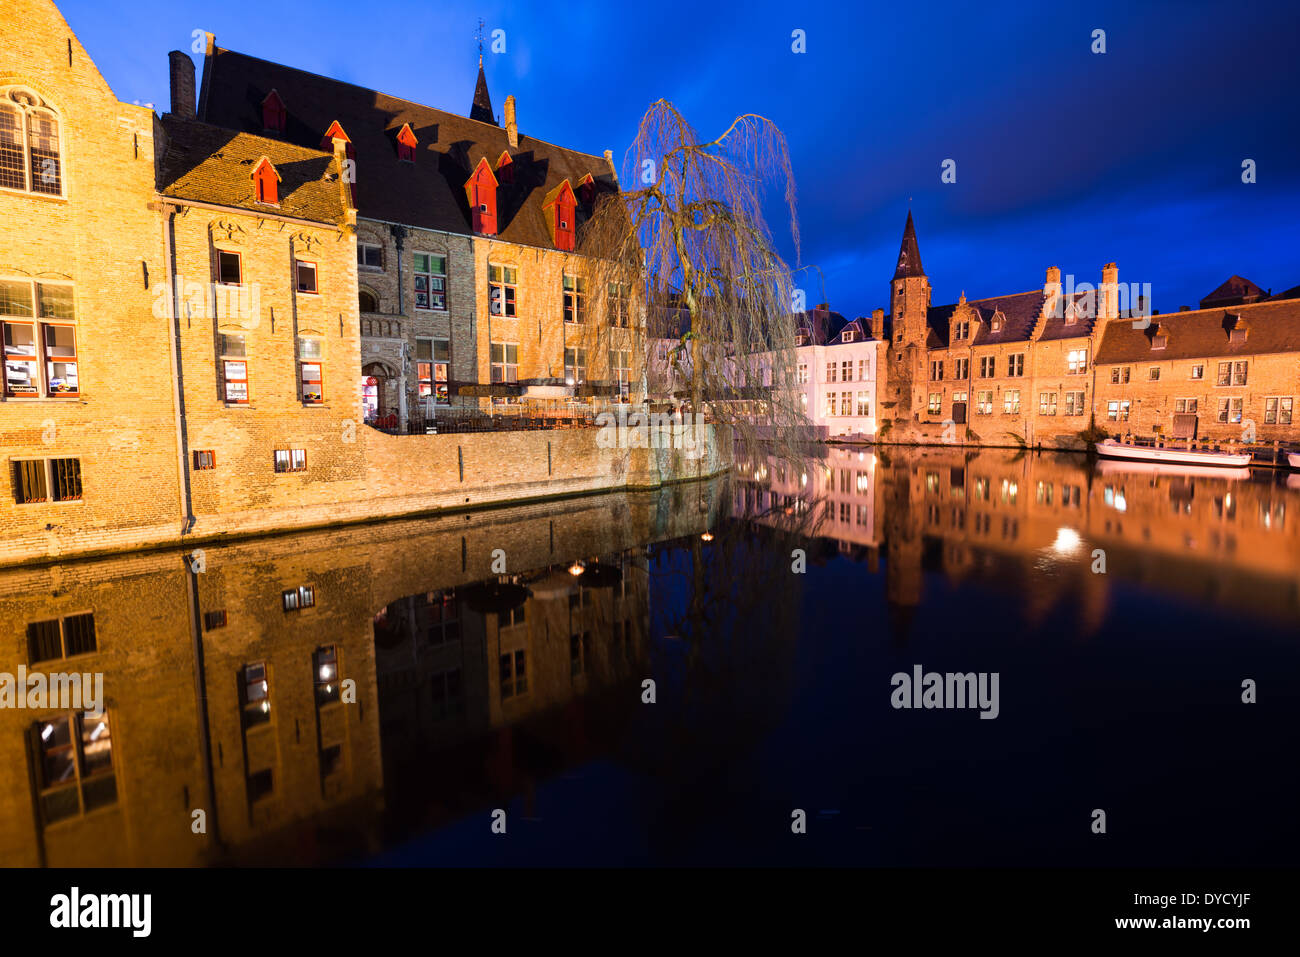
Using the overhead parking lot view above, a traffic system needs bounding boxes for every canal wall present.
[0,424,732,569]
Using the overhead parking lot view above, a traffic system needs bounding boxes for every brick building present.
[194,40,639,426]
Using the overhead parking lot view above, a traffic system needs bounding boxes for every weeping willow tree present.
[574,100,810,469]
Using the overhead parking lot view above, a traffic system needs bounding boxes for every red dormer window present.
[321,120,349,151]
[397,124,418,163]
[465,157,499,235]
[262,90,286,134]
[578,173,595,207]
[496,151,513,184]
[546,180,577,252]
[252,157,280,205]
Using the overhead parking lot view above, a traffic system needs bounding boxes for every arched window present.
[359,289,377,313]
[0,90,63,196]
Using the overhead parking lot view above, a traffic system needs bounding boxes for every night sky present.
[59,0,1300,319]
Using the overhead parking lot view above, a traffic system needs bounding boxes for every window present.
[953,321,969,340]
[930,360,944,381]
[396,124,418,163]
[979,356,995,378]
[1148,366,1161,381]
[826,362,837,383]
[12,458,80,503]
[928,393,942,414]
[241,662,271,727]
[1107,400,1131,421]
[856,391,870,417]
[203,610,227,630]
[1039,391,1058,415]
[1007,354,1024,377]
[858,359,869,380]
[976,391,993,415]
[1065,391,1086,416]
[840,392,852,416]
[417,338,450,404]
[564,347,587,384]
[1190,364,1204,380]
[0,93,62,196]
[841,330,855,343]
[216,250,242,286]
[824,391,836,417]
[261,90,286,133]
[610,349,632,395]
[32,711,115,824]
[219,333,248,404]
[500,649,527,699]
[990,310,1005,332]
[295,260,318,294]
[490,342,518,383]
[488,265,517,317]
[413,253,447,311]
[1217,397,1244,424]
[554,187,576,251]
[27,613,96,664]
[358,243,383,270]
[1111,366,1130,384]
[607,281,631,327]
[1217,360,1247,386]
[3,279,77,397]
[842,360,853,382]
[314,646,340,705]
[1067,349,1088,374]
[1174,398,1199,414]
[954,357,969,379]
[274,448,307,473]
[1265,397,1293,425]
[563,275,587,323]
[1003,390,1020,414]
[282,584,315,611]
[796,363,808,384]
[193,450,216,470]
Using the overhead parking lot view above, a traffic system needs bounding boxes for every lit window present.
[218,333,248,404]
[241,662,271,726]
[299,338,323,404]
[32,710,115,824]
[563,275,587,323]
[1067,349,1088,374]
[490,342,518,383]
[1003,389,1020,414]
[928,393,942,414]
[413,253,447,310]
[488,264,517,317]
[274,448,307,473]
[282,585,315,611]
[0,93,62,196]
[193,450,216,470]
[3,279,76,397]
[564,347,587,385]
[12,458,80,503]
[314,645,340,704]
[295,260,318,294]
[1039,392,1057,415]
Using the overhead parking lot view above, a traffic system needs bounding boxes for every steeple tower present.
[893,209,925,280]
[470,20,497,125]
[890,210,931,348]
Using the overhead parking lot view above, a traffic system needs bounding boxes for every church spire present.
[470,20,497,125]
[893,209,925,280]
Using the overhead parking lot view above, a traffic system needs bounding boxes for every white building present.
[793,305,887,440]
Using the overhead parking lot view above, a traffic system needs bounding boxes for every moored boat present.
[1287,451,1300,470]
[1096,438,1252,467]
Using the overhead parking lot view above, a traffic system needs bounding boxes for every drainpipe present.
[160,202,196,534]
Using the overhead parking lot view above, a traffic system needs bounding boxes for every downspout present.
[160,202,196,534]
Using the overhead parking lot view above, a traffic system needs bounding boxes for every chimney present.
[504,95,518,148]
[1101,262,1119,319]
[871,308,884,340]
[168,51,196,120]
[332,137,356,221]
[1043,265,1061,317]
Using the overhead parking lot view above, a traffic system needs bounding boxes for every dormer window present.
[464,157,498,235]
[1228,315,1248,344]
[578,173,596,207]
[321,120,349,151]
[1064,301,1079,324]
[990,309,1005,333]
[952,321,969,340]
[841,330,855,343]
[496,151,513,184]
[795,332,808,346]
[396,124,418,163]
[261,90,286,134]
[251,157,279,206]
[544,180,577,252]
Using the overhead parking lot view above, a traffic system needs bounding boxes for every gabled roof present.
[925,290,1046,348]
[470,60,495,125]
[1200,274,1266,309]
[1095,299,1300,364]
[157,115,346,224]
[197,45,617,247]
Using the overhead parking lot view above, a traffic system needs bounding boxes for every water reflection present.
[2,446,1298,867]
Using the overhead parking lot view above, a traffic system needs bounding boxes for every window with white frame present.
[824,391,836,417]
[1065,390,1086,416]
[1007,354,1024,377]
[1067,349,1088,374]
[295,260,318,295]
[1148,366,1161,381]
[1003,389,1020,414]
[1217,397,1243,423]
[840,392,852,416]
[1039,391,1057,415]
[2,278,77,397]
[1265,397,1293,425]
[928,393,941,414]
[413,253,447,310]
[1217,360,1247,386]
[1190,364,1204,380]
[610,349,631,395]
[1174,398,1199,414]
[954,357,969,379]
[564,347,587,384]
[417,338,450,404]
[930,360,944,381]
[606,281,630,327]
[32,710,115,824]
[826,362,837,383]
[796,363,808,384]
[490,342,518,382]
[1107,400,1131,421]
[358,243,383,270]
[218,333,248,404]
[979,355,995,378]
[0,90,62,196]
[563,275,587,323]
[977,390,993,415]
[298,337,323,404]
[274,448,307,473]
[856,391,870,417]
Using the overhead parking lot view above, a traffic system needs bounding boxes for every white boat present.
[1095,458,1250,480]
[1096,438,1252,468]
[1287,451,1300,470]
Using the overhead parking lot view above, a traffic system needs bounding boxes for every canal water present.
[2,445,1297,866]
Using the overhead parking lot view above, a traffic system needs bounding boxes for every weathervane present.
[476,18,485,65]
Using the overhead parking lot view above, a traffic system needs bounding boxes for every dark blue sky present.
[61,0,1300,318]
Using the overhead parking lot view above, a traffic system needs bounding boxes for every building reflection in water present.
[4,446,1299,866]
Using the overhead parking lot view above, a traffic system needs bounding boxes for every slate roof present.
[1095,298,1300,364]
[1200,274,1266,309]
[197,46,618,247]
[893,210,925,280]
[157,116,346,224]
[470,60,496,125]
